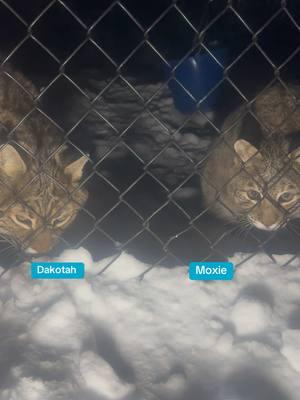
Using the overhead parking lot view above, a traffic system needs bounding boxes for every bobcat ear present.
[0,144,26,178]
[289,147,300,165]
[64,155,88,183]
[234,139,259,163]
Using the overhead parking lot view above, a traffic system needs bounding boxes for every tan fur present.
[0,66,89,254]
[201,84,300,231]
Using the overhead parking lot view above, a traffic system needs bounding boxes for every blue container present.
[166,48,228,114]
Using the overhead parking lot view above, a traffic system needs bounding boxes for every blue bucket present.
[165,48,228,114]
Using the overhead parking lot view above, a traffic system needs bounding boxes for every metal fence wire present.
[0,0,299,273]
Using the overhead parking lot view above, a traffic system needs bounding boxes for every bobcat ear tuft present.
[289,147,300,165]
[64,155,88,183]
[234,139,259,163]
[0,144,26,178]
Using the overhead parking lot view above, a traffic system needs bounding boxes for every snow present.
[230,299,273,336]
[0,249,299,400]
[282,330,300,373]
[68,78,215,189]
[79,351,134,399]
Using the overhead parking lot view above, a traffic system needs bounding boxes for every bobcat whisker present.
[223,220,238,228]
[201,84,300,233]
[234,216,254,238]
[0,244,16,255]
[229,224,243,234]
[287,220,300,233]
[244,225,254,238]
[234,223,250,237]
[0,67,89,255]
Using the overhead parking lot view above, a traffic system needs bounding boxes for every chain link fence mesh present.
[0,0,299,274]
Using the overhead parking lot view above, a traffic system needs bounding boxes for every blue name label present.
[189,262,234,280]
[31,262,85,279]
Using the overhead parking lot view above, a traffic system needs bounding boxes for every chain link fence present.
[0,0,299,274]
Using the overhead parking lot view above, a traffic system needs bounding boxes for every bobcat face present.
[226,139,300,231]
[232,178,298,231]
[0,145,88,255]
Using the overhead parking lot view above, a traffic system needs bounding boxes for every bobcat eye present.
[247,190,261,201]
[52,215,69,228]
[15,215,32,228]
[278,192,295,203]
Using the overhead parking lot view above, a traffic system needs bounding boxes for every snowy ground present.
[0,249,299,400]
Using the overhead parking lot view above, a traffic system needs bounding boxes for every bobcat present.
[201,84,300,231]
[0,67,88,255]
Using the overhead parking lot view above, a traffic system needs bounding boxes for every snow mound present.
[230,299,273,336]
[79,351,134,399]
[282,330,300,373]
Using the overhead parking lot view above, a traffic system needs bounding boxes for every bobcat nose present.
[26,231,57,254]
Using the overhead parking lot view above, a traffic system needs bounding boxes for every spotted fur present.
[0,67,88,254]
[201,84,300,231]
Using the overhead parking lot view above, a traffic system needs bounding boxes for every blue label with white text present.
[189,262,234,280]
[31,262,85,279]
